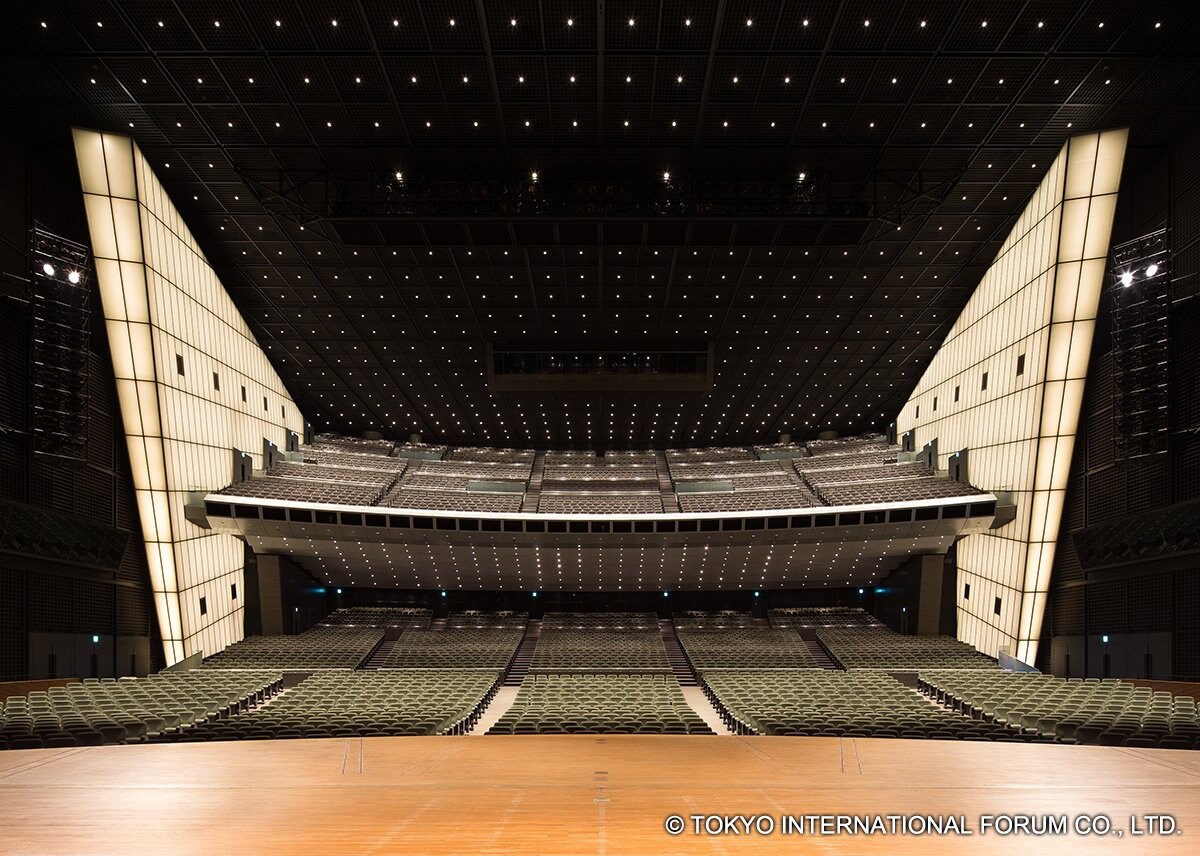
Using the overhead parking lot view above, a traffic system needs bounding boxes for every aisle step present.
[360,638,397,670]
[504,619,542,686]
[659,619,698,687]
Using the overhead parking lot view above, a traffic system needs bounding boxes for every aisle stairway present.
[521,452,546,512]
[360,638,397,670]
[805,638,842,670]
[659,620,698,687]
[655,452,679,512]
[503,620,541,687]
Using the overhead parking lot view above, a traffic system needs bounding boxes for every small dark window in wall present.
[231,583,237,600]
[263,396,268,412]
[281,406,286,419]
[916,405,920,418]
[176,354,184,376]
[981,371,989,391]
[1016,353,1026,376]
[994,596,1002,616]
[964,583,971,600]
[241,385,247,402]
[954,385,960,403]
[199,596,208,616]
[933,396,938,412]
[213,372,220,391]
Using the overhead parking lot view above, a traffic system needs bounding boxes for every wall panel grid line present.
[898,129,1128,665]
[74,129,306,667]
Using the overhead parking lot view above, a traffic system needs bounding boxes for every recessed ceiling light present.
[449,18,455,26]
[567,18,573,26]
[920,20,926,27]
[746,18,753,26]
[511,18,517,26]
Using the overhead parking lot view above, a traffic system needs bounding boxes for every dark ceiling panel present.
[6,0,1198,448]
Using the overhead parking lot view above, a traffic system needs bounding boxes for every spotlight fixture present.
[1120,272,1133,287]
[42,263,55,276]
[68,271,80,284]
[1146,263,1158,277]
[662,171,671,182]
[530,171,539,182]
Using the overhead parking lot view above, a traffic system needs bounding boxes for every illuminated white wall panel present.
[897,129,1127,665]
[73,129,305,666]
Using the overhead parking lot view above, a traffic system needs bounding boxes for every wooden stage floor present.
[1,735,1197,855]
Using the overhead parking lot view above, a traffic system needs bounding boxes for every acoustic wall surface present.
[897,129,1127,665]
[72,129,305,666]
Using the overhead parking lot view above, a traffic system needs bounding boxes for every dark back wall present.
[1042,125,1200,680]
[0,129,157,680]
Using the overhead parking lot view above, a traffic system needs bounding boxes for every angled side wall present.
[73,129,305,666]
[896,129,1127,664]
